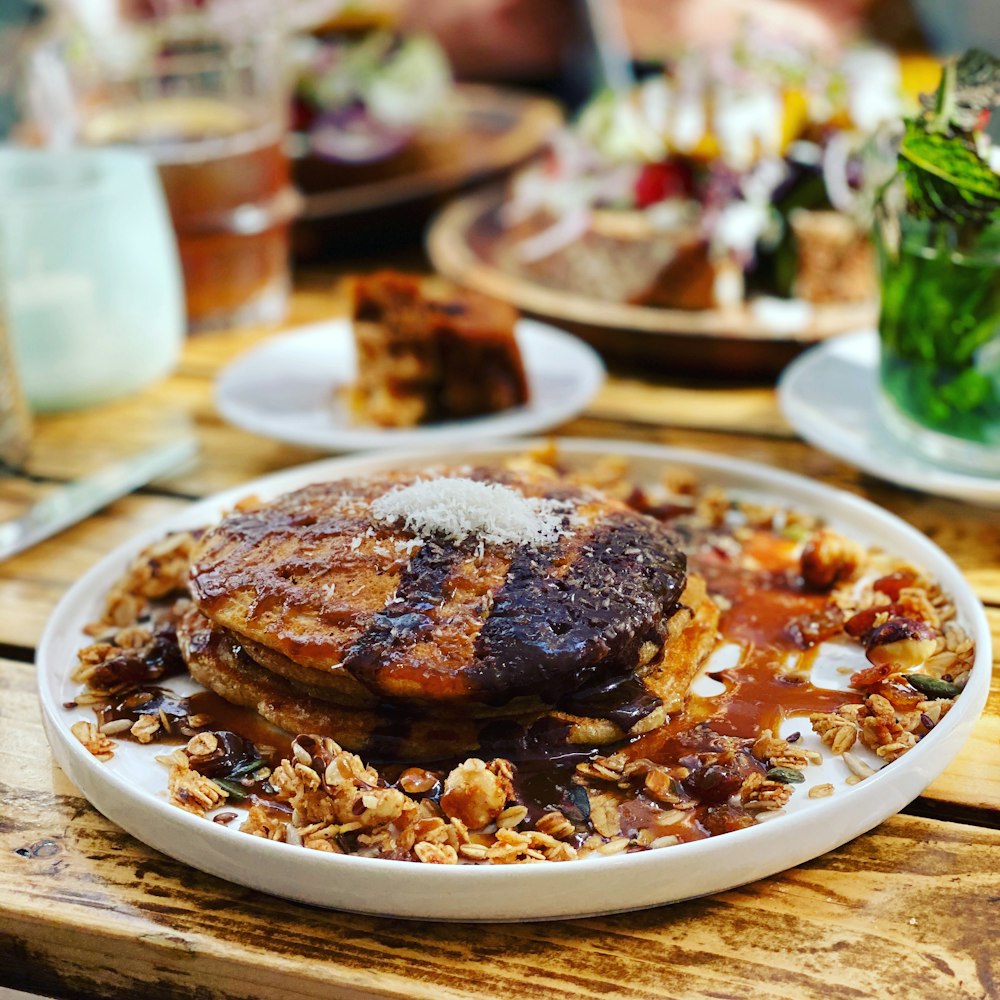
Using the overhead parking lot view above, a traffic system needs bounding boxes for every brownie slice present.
[350,271,528,427]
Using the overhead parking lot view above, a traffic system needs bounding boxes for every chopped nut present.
[398,767,439,795]
[71,720,116,761]
[801,530,865,590]
[130,714,161,744]
[865,618,937,671]
[440,758,510,830]
[808,783,835,799]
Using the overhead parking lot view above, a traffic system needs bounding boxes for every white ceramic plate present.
[778,329,1000,507]
[214,318,605,452]
[38,439,991,921]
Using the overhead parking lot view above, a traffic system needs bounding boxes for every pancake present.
[178,606,496,760]
[189,468,687,710]
[233,631,378,708]
[178,581,719,760]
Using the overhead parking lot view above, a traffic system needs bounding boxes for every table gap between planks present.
[1,264,998,1000]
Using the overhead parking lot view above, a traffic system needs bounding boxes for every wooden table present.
[1,266,998,1000]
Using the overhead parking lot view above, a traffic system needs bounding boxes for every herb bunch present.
[898,49,1000,222]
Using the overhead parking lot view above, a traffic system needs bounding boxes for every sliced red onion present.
[309,107,414,164]
[822,131,856,214]
[516,209,591,263]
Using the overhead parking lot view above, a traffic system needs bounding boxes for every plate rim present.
[778,328,1000,506]
[214,316,606,452]
[426,186,878,344]
[37,438,992,919]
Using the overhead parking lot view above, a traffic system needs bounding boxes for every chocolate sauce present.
[346,538,464,690]
[556,674,662,732]
[470,514,685,704]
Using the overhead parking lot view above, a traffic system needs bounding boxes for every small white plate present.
[779,329,1000,507]
[37,440,990,921]
[215,318,605,451]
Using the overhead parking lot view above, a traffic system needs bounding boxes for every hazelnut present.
[800,530,865,590]
[398,767,439,796]
[864,618,937,671]
[440,758,509,830]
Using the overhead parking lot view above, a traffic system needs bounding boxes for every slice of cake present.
[350,271,529,427]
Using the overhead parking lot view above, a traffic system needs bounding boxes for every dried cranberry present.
[634,161,693,208]
[682,764,743,804]
[873,572,917,602]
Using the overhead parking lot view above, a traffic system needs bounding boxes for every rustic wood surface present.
[1,264,998,1000]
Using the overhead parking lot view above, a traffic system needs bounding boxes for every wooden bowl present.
[292,85,563,260]
[426,186,878,380]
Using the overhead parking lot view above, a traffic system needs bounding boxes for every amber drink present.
[77,6,298,332]
[86,93,298,331]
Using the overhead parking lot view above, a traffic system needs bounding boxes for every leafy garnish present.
[920,50,1000,133]
[765,766,805,784]
[905,674,963,700]
[899,49,1000,222]
[211,778,250,800]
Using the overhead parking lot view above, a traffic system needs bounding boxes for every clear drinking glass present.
[0,258,31,469]
[76,7,300,332]
[0,147,184,411]
[874,185,1000,475]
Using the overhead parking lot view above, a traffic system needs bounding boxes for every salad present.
[292,4,452,165]
[503,35,923,312]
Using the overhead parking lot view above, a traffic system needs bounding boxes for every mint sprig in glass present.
[875,50,1000,474]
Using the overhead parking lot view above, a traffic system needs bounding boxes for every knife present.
[0,438,198,562]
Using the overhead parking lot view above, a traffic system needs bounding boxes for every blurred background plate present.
[292,85,562,260]
[427,186,878,379]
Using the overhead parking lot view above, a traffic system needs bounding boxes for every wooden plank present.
[587,380,793,438]
[919,607,1000,815]
[0,495,190,650]
[0,657,997,1000]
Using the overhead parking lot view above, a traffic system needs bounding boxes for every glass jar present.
[874,185,1000,475]
[69,3,300,332]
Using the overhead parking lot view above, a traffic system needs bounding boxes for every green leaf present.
[228,757,264,779]
[902,50,1000,222]
[901,125,1000,200]
[211,778,250,800]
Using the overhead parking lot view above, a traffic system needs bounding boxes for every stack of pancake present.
[178,467,719,761]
